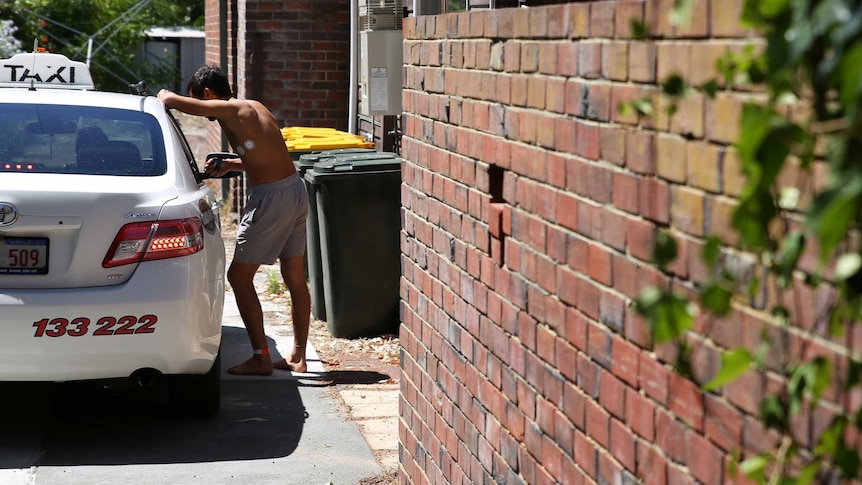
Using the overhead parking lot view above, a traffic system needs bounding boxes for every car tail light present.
[103,218,204,268]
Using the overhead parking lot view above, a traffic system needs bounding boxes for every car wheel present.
[169,350,221,417]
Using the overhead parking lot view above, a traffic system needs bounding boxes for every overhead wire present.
[12,10,80,52]
[80,0,153,59]
[12,3,156,89]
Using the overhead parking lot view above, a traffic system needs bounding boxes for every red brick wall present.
[398,1,847,484]
[238,0,352,130]
[204,0,352,142]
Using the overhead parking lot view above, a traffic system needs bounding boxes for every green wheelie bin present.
[305,152,402,338]
[297,148,376,321]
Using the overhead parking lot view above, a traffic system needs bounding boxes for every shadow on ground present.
[0,360,306,468]
[294,370,392,387]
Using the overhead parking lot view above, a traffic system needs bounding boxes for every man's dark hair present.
[187,66,233,99]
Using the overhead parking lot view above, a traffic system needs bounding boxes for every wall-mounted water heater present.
[359,29,403,116]
[358,0,403,116]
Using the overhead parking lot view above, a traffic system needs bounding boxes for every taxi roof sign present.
[0,52,94,90]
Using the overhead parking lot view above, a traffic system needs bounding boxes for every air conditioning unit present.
[359,0,403,31]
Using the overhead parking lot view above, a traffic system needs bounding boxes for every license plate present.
[0,237,48,274]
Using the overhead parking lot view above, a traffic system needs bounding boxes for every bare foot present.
[227,356,274,376]
[274,358,307,373]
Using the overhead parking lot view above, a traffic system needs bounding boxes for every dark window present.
[0,104,167,176]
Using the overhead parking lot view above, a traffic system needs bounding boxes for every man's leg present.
[274,255,311,373]
[226,260,274,375]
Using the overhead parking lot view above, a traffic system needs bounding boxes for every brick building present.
[206,1,857,484]
[203,0,352,153]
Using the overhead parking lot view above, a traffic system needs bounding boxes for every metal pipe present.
[219,0,229,152]
[348,0,358,134]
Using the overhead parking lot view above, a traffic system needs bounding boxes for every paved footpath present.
[217,216,399,484]
[0,292,385,485]
[226,267,400,482]
[220,286,389,484]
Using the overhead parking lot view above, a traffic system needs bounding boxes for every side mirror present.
[201,152,242,179]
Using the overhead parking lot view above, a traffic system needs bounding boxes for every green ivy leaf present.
[814,416,847,456]
[717,52,738,86]
[835,445,861,479]
[810,357,832,404]
[736,104,774,166]
[785,18,813,63]
[753,335,772,367]
[832,2,862,46]
[762,123,805,188]
[669,0,697,26]
[760,393,788,431]
[756,0,791,20]
[747,274,761,300]
[808,177,862,258]
[700,281,733,316]
[662,74,688,97]
[838,37,862,112]
[654,293,696,342]
[618,101,634,117]
[747,61,767,84]
[776,231,805,289]
[652,231,678,270]
[636,286,663,309]
[734,112,807,251]
[674,341,695,380]
[632,98,654,116]
[703,348,754,391]
[700,79,720,98]
[739,455,769,482]
[830,305,850,338]
[835,253,862,282]
[778,186,800,210]
[795,462,821,485]
[812,415,861,478]
[733,190,777,250]
[636,288,696,344]
[811,0,851,36]
[630,19,650,39]
[846,358,862,390]
[788,357,832,416]
[772,305,791,324]
[702,236,723,268]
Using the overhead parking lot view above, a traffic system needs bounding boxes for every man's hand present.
[204,157,242,177]
[157,89,175,106]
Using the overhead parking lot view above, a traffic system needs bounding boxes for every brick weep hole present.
[398,1,858,485]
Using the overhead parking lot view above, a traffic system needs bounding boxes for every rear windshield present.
[0,104,167,176]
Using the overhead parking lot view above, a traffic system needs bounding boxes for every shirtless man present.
[158,66,310,375]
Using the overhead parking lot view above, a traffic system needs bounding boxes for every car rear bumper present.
[0,262,223,382]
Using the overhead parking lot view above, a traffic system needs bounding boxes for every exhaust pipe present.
[130,368,163,389]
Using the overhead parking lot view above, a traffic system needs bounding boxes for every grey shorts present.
[233,172,309,264]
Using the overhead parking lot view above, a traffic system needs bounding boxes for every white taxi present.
[0,51,234,416]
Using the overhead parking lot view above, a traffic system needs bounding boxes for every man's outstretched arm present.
[157,89,237,120]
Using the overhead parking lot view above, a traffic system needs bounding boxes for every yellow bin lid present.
[286,138,375,151]
[282,127,357,139]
